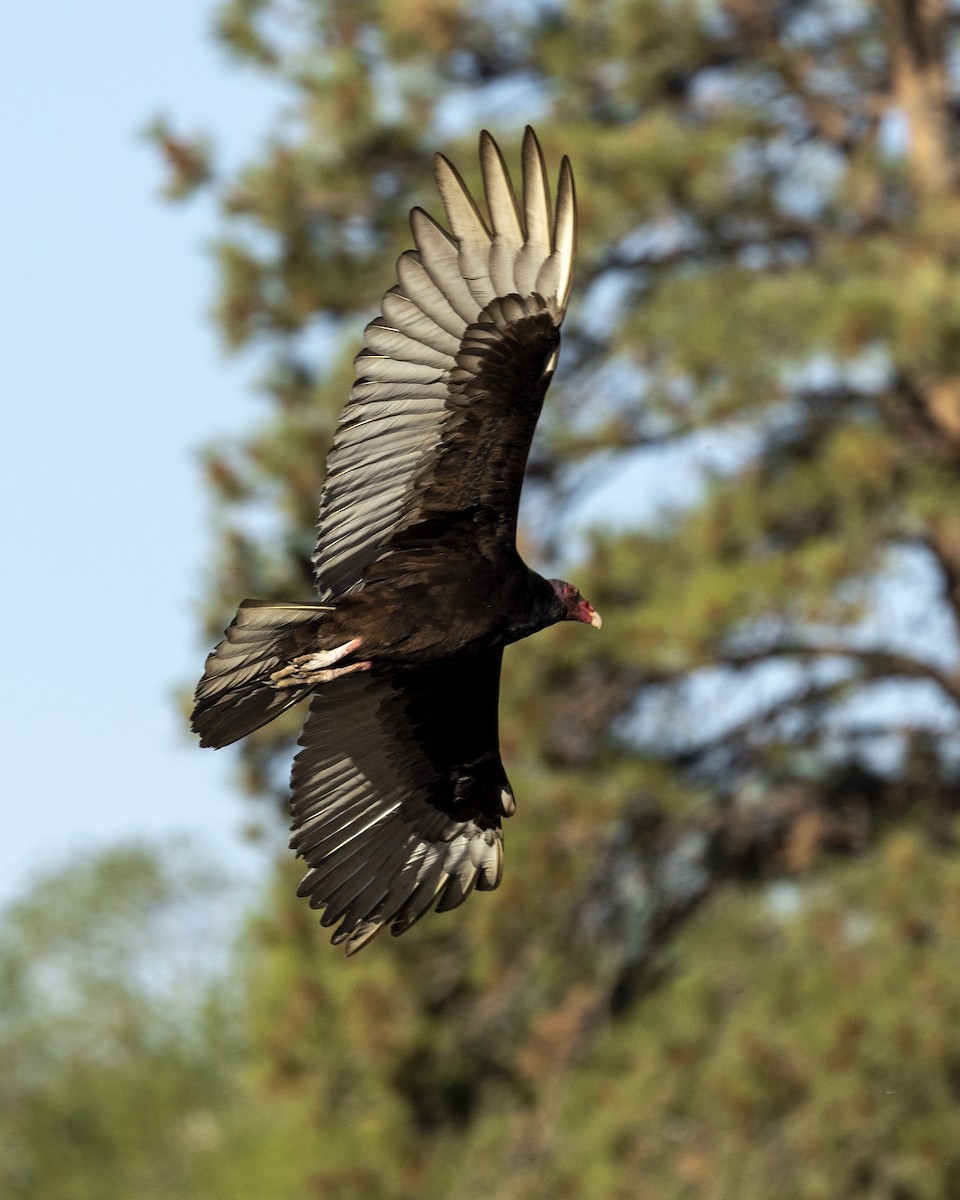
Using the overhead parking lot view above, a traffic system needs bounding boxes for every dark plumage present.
[193,128,600,953]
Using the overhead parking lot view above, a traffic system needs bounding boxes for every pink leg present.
[271,638,372,687]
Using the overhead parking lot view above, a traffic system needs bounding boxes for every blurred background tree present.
[0,846,269,1200]
[63,0,959,1194]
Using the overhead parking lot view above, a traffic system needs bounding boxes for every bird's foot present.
[271,638,371,687]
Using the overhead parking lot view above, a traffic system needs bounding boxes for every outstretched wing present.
[313,126,576,600]
[290,650,515,954]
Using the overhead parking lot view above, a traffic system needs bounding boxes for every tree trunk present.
[884,0,952,197]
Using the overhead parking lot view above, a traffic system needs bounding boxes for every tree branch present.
[882,0,953,197]
[921,531,960,640]
[722,640,960,706]
[575,759,960,1012]
[663,677,856,770]
[579,224,815,291]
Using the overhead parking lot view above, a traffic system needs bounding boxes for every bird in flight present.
[193,127,600,953]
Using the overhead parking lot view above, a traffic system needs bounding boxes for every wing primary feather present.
[360,852,431,936]
[433,152,491,240]
[341,920,386,956]
[389,873,447,936]
[435,854,480,913]
[480,129,523,241]
[536,154,577,312]
[396,252,468,339]
[354,352,443,386]
[555,156,577,309]
[294,798,404,868]
[515,125,553,295]
[410,207,479,324]
[479,129,524,297]
[381,288,462,355]
[473,834,504,891]
[330,842,419,934]
[308,823,407,916]
[300,798,407,868]
[364,319,452,369]
[320,847,397,928]
[433,151,495,307]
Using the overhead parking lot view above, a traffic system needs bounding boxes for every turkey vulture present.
[193,127,599,953]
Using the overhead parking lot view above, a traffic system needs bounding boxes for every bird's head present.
[549,579,602,629]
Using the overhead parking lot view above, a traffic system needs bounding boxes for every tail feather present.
[192,600,332,748]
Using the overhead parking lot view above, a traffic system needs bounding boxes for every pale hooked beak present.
[575,598,602,629]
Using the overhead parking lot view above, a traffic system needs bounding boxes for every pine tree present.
[155,2,960,1192]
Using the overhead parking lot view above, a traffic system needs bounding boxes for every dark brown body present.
[328,546,563,665]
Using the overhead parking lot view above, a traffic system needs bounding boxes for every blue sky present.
[1,3,286,904]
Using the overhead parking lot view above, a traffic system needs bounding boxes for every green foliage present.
[0,846,239,1200]
[9,825,960,1197]
[468,831,960,1199]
